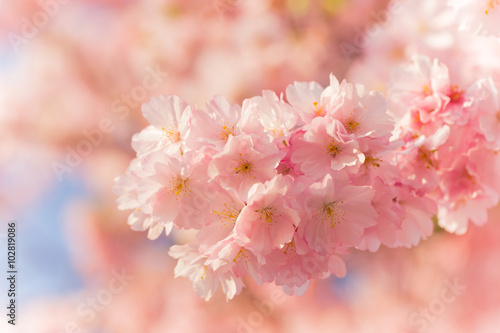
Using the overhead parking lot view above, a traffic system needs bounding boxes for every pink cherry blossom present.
[390,183,437,247]
[394,125,450,191]
[185,95,242,152]
[196,187,245,250]
[388,55,451,124]
[132,95,192,157]
[185,95,263,153]
[357,177,404,251]
[243,90,300,146]
[299,174,378,250]
[233,175,299,258]
[285,74,341,123]
[290,117,365,178]
[169,243,244,301]
[449,0,500,36]
[265,234,346,296]
[113,157,169,240]
[208,133,284,201]
[116,62,500,300]
[437,147,500,234]
[332,80,393,139]
[207,237,274,287]
[473,78,500,148]
[138,150,213,231]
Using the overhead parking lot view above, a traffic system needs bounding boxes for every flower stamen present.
[320,201,345,228]
[233,247,250,263]
[326,141,341,157]
[162,126,181,144]
[218,123,236,140]
[486,0,499,14]
[255,206,279,226]
[234,161,253,174]
[345,119,360,134]
[313,102,326,117]
[200,265,208,280]
[450,85,464,102]
[213,203,240,228]
[166,176,190,197]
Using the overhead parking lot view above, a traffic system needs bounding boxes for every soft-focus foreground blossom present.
[388,54,500,235]
[449,0,500,35]
[115,63,500,299]
[347,0,500,94]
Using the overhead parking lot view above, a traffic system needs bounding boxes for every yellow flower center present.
[419,147,436,169]
[422,85,432,96]
[345,118,360,134]
[282,240,297,255]
[166,177,190,197]
[326,141,341,157]
[450,85,464,102]
[233,247,250,263]
[320,201,345,228]
[255,206,280,227]
[213,204,240,228]
[486,0,499,14]
[272,127,285,137]
[218,123,236,140]
[313,102,326,117]
[234,160,253,174]
[162,126,181,144]
[364,155,382,168]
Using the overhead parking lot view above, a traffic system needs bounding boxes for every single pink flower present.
[234,175,299,258]
[300,174,378,250]
[474,78,500,149]
[437,148,500,234]
[380,180,436,248]
[169,243,244,301]
[388,55,451,124]
[285,74,342,123]
[290,117,365,179]
[185,95,242,151]
[243,90,300,146]
[196,187,245,250]
[391,184,436,247]
[185,95,263,153]
[394,125,450,191]
[113,158,171,240]
[357,177,405,251]
[208,237,274,287]
[332,80,393,139]
[138,150,213,230]
[132,95,192,157]
[265,234,346,296]
[208,134,284,201]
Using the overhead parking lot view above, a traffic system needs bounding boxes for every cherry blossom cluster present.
[387,54,500,235]
[116,70,480,300]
